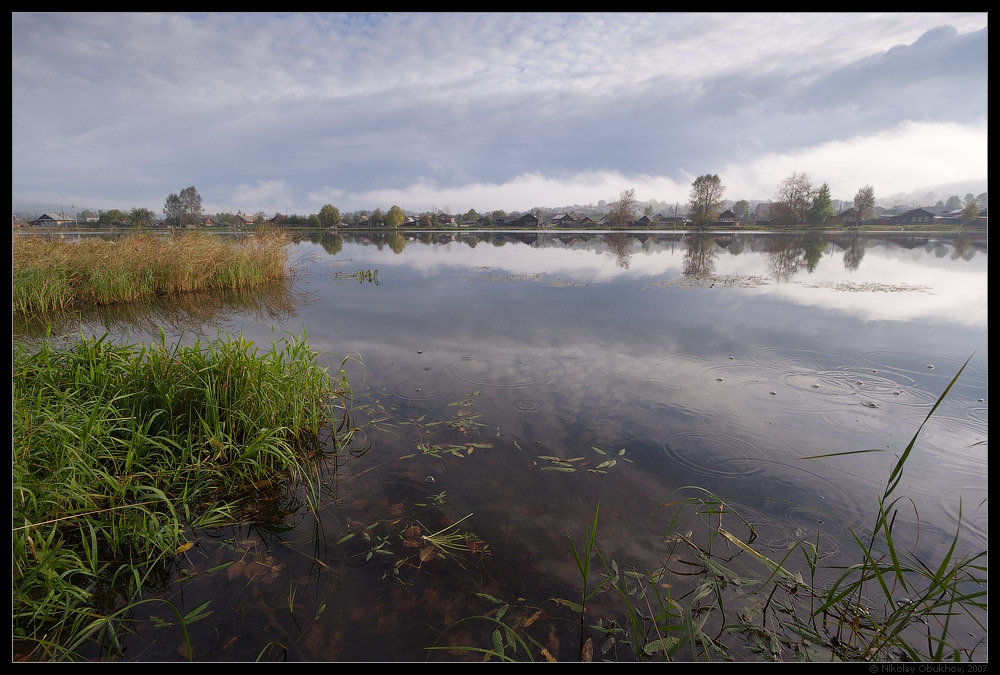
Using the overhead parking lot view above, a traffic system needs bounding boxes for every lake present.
[16,229,988,661]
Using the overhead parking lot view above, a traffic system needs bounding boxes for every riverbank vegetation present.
[12,332,352,660]
[12,231,289,316]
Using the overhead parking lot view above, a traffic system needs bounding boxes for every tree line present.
[63,180,986,231]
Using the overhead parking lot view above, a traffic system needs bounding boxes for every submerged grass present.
[12,331,351,660]
[12,231,290,316]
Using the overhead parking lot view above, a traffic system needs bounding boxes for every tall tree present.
[960,199,981,224]
[773,173,815,224]
[127,207,155,229]
[179,186,203,228]
[607,188,637,229]
[807,183,834,223]
[945,195,962,211]
[165,186,203,227]
[385,205,405,229]
[164,193,183,227]
[318,204,341,227]
[688,175,725,226]
[853,185,876,223]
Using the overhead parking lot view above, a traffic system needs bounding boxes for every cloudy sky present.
[12,12,988,217]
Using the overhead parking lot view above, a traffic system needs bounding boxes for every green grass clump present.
[12,232,290,316]
[12,331,349,660]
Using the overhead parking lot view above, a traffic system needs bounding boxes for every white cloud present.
[722,119,988,201]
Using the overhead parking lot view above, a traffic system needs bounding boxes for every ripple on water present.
[392,377,452,401]
[660,430,767,479]
[513,399,542,412]
[449,353,556,388]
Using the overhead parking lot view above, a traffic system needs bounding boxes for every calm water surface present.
[19,230,988,661]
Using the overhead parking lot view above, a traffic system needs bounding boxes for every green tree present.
[164,186,203,227]
[318,204,341,227]
[945,195,962,211]
[960,199,980,225]
[419,214,433,228]
[164,193,183,227]
[688,175,725,226]
[179,187,202,227]
[607,188,637,229]
[853,185,876,223]
[807,183,834,223]
[127,207,155,229]
[385,205,405,229]
[99,209,127,227]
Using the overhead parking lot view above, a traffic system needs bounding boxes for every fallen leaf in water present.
[419,546,437,563]
[580,637,593,662]
[523,609,542,627]
[175,542,194,554]
[541,647,557,662]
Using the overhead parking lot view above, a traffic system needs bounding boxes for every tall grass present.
[12,232,290,316]
[12,331,351,660]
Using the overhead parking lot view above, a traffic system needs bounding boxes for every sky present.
[12,12,988,217]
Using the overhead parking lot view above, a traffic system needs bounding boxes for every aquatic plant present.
[12,231,290,316]
[12,331,351,660]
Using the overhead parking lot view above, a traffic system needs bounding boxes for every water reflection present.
[13,229,987,661]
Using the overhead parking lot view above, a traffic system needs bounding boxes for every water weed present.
[12,331,351,660]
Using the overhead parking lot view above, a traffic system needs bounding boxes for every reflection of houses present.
[32,212,74,227]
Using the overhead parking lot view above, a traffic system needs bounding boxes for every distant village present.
[16,197,988,230]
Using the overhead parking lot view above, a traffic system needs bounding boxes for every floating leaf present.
[542,466,576,472]
[336,533,355,544]
[541,647,558,662]
[476,592,505,605]
[550,597,584,612]
[643,637,679,655]
[580,637,593,662]
[591,446,607,455]
[175,542,194,554]
[595,459,617,469]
